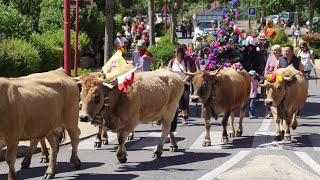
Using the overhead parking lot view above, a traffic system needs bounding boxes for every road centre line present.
[197,151,251,180]
[295,151,320,176]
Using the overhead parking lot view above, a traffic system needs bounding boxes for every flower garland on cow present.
[195,0,244,71]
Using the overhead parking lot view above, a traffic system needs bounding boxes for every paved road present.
[1,33,320,180]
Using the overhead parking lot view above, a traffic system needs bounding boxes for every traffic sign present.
[248,7,256,17]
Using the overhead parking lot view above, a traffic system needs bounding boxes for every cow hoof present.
[275,136,283,141]
[127,136,134,140]
[236,130,243,137]
[118,157,127,163]
[202,141,211,147]
[102,140,108,145]
[221,137,229,144]
[284,136,291,141]
[153,152,162,158]
[229,132,235,138]
[70,158,82,170]
[169,145,178,152]
[40,157,49,163]
[21,162,30,169]
[291,123,297,130]
[43,173,55,179]
[94,142,102,148]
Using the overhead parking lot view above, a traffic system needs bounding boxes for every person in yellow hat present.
[114,32,128,48]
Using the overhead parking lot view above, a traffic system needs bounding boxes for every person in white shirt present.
[298,42,315,81]
[168,46,191,125]
[246,30,258,46]
[114,32,128,47]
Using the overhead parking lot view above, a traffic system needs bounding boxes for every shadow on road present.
[115,152,230,172]
[0,162,104,180]
[58,173,139,180]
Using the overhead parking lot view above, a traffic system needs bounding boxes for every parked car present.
[155,13,171,24]
[306,17,319,26]
[266,15,280,25]
[280,12,306,26]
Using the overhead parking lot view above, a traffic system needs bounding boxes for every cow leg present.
[283,117,292,141]
[169,131,178,152]
[228,112,235,138]
[116,131,130,163]
[0,138,6,151]
[237,104,248,137]
[101,122,108,145]
[291,112,298,130]
[21,139,39,169]
[6,139,19,180]
[94,126,102,148]
[154,121,170,158]
[44,134,58,179]
[40,139,49,163]
[127,131,134,140]
[221,112,231,144]
[271,107,283,141]
[67,128,81,170]
[203,118,211,147]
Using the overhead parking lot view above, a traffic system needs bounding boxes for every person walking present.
[124,27,132,52]
[187,19,193,38]
[114,32,128,48]
[131,39,156,72]
[297,42,316,82]
[248,70,260,119]
[168,47,191,125]
[294,24,301,47]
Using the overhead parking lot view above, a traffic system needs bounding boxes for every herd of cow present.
[0,64,307,180]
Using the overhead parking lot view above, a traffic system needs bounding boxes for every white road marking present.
[308,133,320,151]
[258,118,272,132]
[73,131,117,149]
[197,151,251,180]
[295,151,320,176]
[189,131,225,150]
[252,131,284,150]
[130,132,177,150]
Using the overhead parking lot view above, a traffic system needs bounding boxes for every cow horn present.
[102,82,116,89]
[184,72,194,76]
[256,73,266,80]
[283,72,301,81]
[209,66,221,76]
[73,77,82,84]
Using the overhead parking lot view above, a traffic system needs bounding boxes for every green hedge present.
[0,38,41,77]
[30,33,63,72]
[148,35,176,70]
[0,3,33,39]
[155,22,171,37]
[271,28,289,46]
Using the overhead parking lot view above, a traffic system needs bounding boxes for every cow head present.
[263,72,299,107]
[78,74,117,122]
[190,70,221,103]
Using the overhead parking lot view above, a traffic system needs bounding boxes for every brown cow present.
[263,65,308,141]
[79,69,184,163]
[0,68,81,180]
[190,68,251,145]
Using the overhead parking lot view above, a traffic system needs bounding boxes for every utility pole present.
[248,0,251,30]
[64,0,71,76]
[148,0,155,45]
[202,0,204,11]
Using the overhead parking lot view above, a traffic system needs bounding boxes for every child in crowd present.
[248,70,262,119]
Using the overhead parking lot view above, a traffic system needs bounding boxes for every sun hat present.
[136,39,146,47]
[116,32,122,36]
[248,70,257,76]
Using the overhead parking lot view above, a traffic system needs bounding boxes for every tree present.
[105,0,115,63]
[148,0,155,45]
